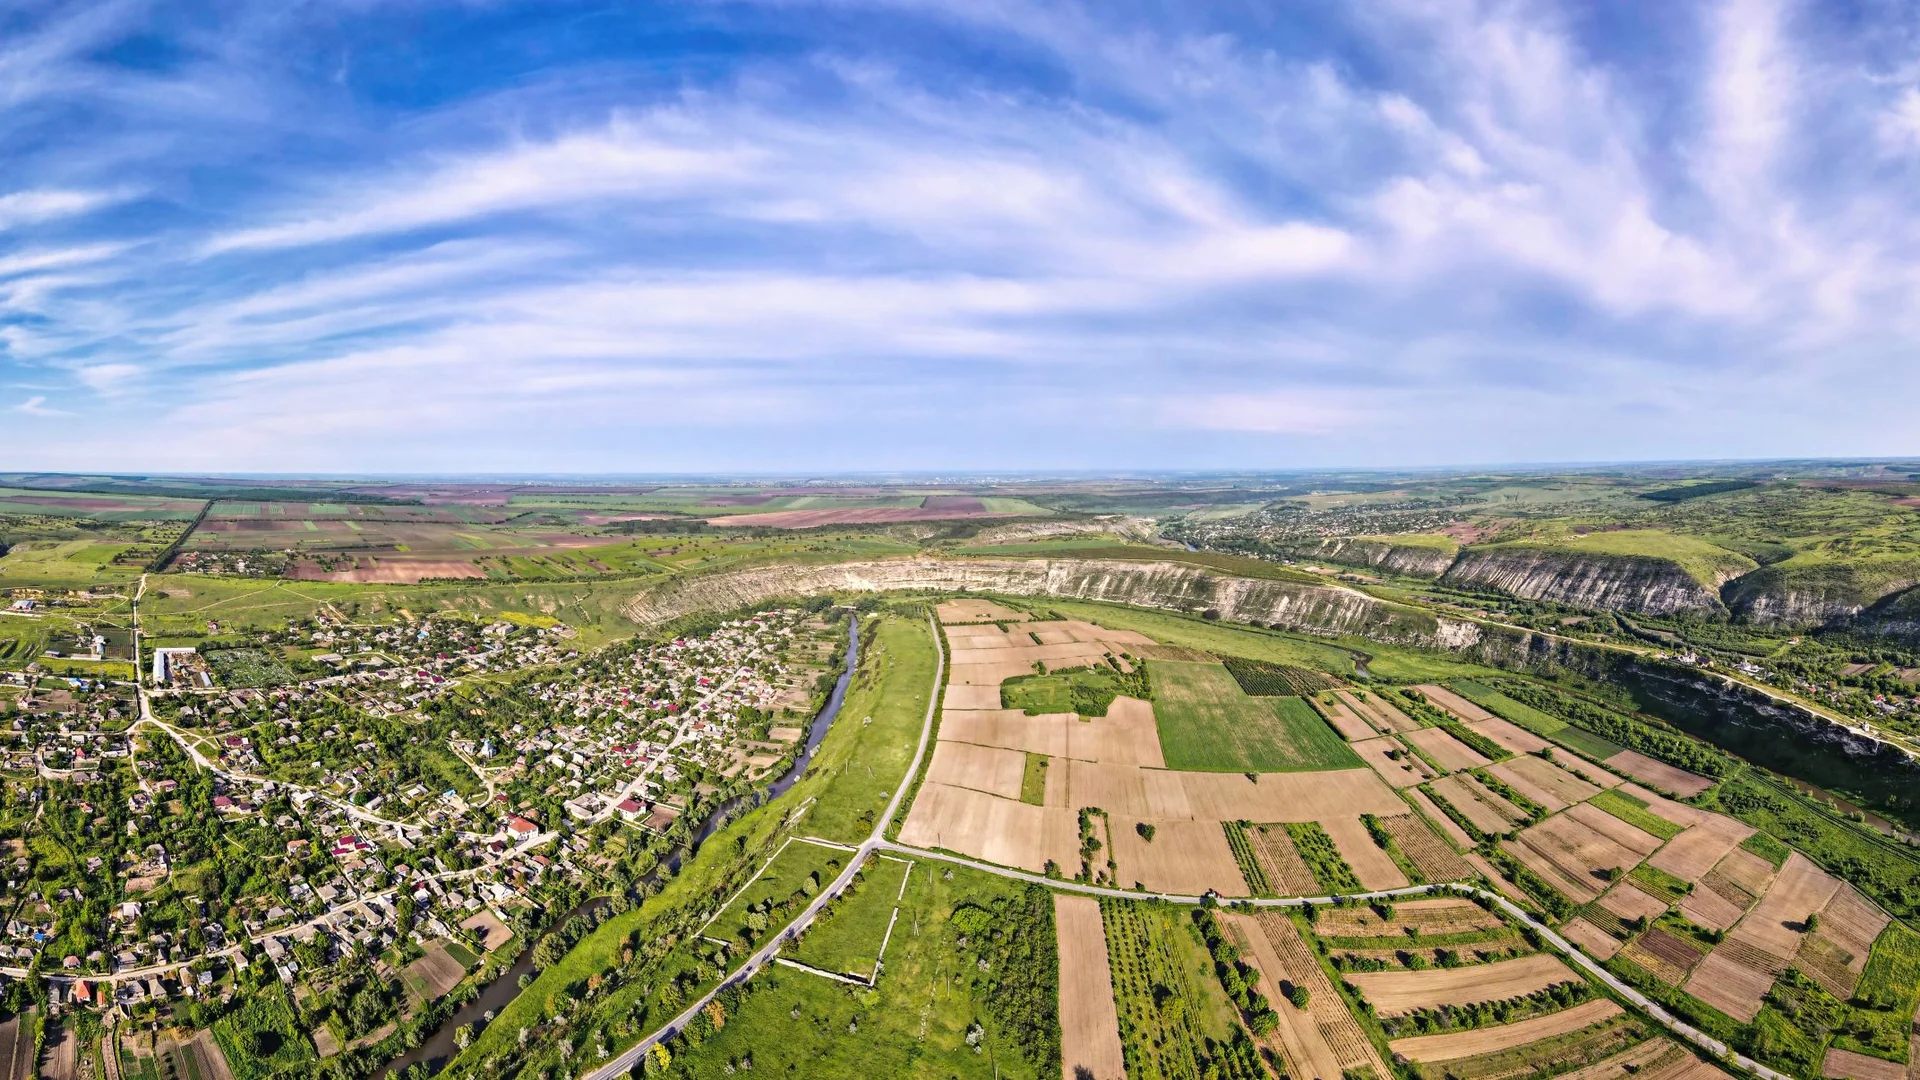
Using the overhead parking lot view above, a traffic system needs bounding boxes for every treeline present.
[1489,679,1735,778]
[1381,981,1592,1037]
[1192,908,1282,1037]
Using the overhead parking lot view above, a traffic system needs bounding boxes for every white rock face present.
[1440,548,1723,615]
[622,556,1456,645]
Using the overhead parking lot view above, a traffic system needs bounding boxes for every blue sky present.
[3,0,1918,472]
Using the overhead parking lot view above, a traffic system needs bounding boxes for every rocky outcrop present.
[1723,558,1920,628]
[1441,547,1724,616]
[1298,538,1456,578]
[622,556,1475,647]
[965,515,1160,545]
[1854,586,1920,640]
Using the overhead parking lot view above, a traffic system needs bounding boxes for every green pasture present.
[1149,660,1360,772]
[791,854,911,977]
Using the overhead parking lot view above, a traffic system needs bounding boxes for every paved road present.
[584,613,946,1080]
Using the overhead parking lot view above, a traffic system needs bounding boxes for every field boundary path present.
[584,611,948,1080]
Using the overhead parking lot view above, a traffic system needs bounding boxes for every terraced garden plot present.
[1800,883,1889,997]
[1566,802,1667,858]
[1555,1038,1695,1080]
[1387,998,1624,1063]
[1550,725,1629,762]
[1351,735,1435,788]
[1462,773,1533,823]
[1347,953,1580,1015]
[1313,897,1504,938]
[1380,811,1474,881]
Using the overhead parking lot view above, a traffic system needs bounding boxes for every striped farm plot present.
[1347,953,1582,1015]
[1314,896,1506,938]
[1506,810,1661,904]
[1381,809,1476,881]
[1389,998,1625,1063]
[1431,774,1527,836]
[1336,690,1418,733]
[1246,912,1393,1079]
[1488,755,1606,812]
[1414,684,1497,722]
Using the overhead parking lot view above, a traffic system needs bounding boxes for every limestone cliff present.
[621,555,1475,647]
[1298,538,1456,578]
[1722,557,1920,628]
[1440,547,1725,616]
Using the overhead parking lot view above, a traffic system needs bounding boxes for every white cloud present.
[13,395,73,417]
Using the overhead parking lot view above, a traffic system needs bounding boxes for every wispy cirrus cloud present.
[0,0,1918,471]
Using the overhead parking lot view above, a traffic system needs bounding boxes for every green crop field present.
[1450,679,1568,735]
[1588,789,1685,840]
[1284,821,1363,893]
[1150,660,1361,772]
[791,854,912,978]
[1101,899,1261,1080]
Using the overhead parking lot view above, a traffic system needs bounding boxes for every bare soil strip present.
[1352,735,1434,788]
[1320,814,1408,890]
[1404,726,1492,772]
[1348,953,1577,1015]
[1561,917,1625,960]
[1055,895,1128,1080]
[1603,751,1712,798]
[1683,949,1776,1023]
[923,740,1028,800]
[1389,999,1623,1063]
[1316,695,1379,741]
[1405,787,1476,850]
[1414,685,1495,722]
[1731,852,1841,961]
[1650,814,1755,884]
[1823,1048,1906,1080]
[1110,816,1246,895]
[1469,716,1554,755]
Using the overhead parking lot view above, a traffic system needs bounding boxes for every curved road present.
[582,610,1791,1080]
